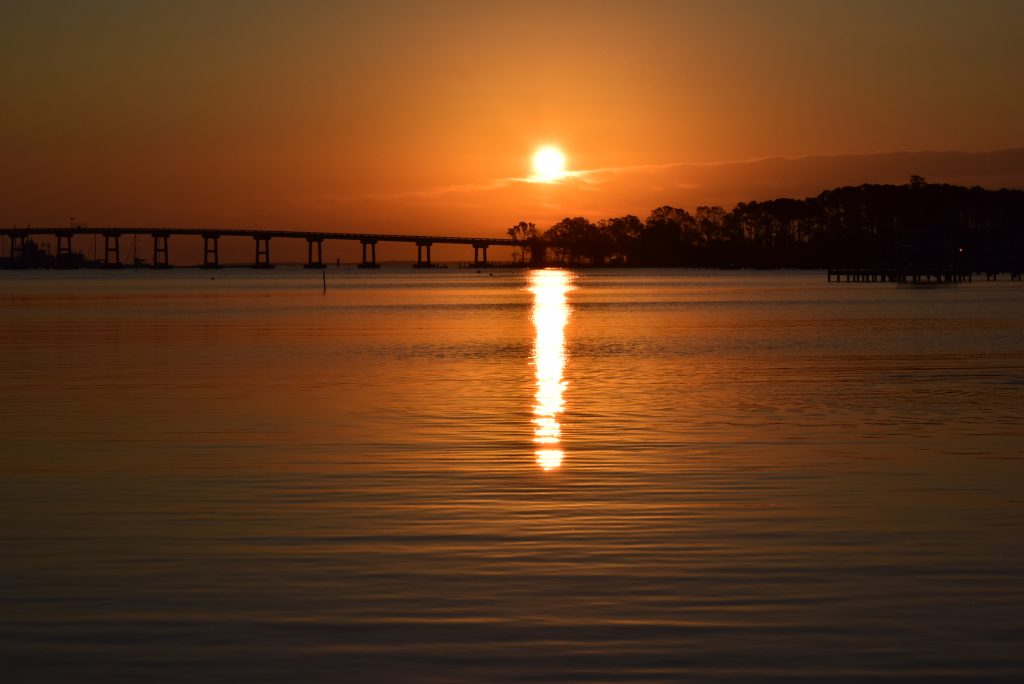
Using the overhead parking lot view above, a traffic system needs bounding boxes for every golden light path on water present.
[529,269,573,470]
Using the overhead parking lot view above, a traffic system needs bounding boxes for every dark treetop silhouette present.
[527,177,1024,272]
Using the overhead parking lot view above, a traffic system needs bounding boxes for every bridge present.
[1,226,542,269]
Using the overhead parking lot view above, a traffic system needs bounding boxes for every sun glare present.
[530,269,572,470]
[531,146,568,182]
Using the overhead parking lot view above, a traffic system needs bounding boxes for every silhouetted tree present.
[519,179,1023,271]
[598,215,644,264]
[640,206,692,265]
[507,221,538,264]
[544,217,600,264]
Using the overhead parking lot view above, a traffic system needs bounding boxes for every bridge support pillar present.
[56,232,73,257]
[152,233,170,268]
[254,236,272,268]
[415,240,433,268]
[359,239,380,269]
[203,235,220,268]
[472,242,489,267]
[103,233,121,267]
[306,238,325,268]
[10,233,26,259]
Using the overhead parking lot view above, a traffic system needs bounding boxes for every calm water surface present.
[2,268,1023,682]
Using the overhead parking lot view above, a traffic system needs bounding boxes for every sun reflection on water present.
[530,269,572,470]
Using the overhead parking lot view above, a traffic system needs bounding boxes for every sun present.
[531,146,567,182]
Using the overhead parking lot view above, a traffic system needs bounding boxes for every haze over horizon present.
[3,0,1023,234]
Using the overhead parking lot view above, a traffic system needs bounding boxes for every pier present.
[1,227,527,269]
[827,268,1023,283]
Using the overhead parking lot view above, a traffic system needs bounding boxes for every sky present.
[3,0,1023,240]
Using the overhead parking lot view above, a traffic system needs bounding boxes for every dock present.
[827,268,1023,283]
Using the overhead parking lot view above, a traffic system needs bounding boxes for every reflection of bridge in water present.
[1,227,546,269]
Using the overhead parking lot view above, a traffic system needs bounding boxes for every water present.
[2,268,1023,682]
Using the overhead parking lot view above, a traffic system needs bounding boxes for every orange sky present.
[3,0,1023,239]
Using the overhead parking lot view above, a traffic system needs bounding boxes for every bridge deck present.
[1,227,516,246]
[1,226,538,269]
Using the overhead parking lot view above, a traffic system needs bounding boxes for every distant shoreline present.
[4,178,1023,273]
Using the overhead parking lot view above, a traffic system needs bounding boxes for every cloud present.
[271,148,1024,234]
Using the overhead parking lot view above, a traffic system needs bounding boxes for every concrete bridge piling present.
[1,227,522,269]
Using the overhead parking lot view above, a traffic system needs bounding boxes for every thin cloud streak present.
[287,148,1024,235]
[341,153,864,203]
[325,162,687,204]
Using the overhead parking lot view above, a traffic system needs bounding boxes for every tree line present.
[508,177,1024,270]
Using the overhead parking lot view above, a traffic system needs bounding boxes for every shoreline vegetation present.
[3,177,1023,273]
[509,177,1023,272]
